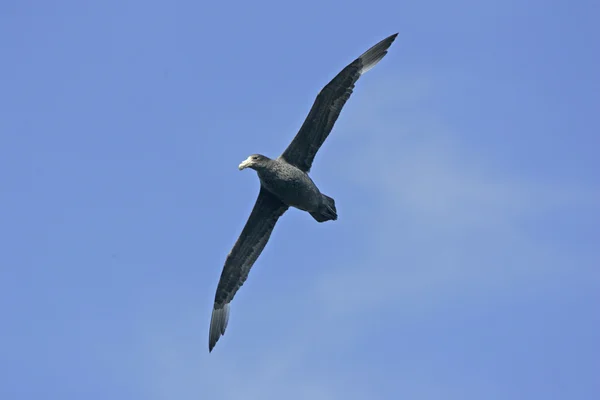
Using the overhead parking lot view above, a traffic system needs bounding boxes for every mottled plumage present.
[209,33,398,352]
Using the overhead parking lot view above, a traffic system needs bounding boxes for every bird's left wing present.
[280,33,398,172]
[209,186,289,352]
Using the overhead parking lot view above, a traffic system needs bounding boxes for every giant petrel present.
[209,33,398,352]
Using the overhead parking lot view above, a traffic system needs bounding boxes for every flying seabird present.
[209,33,398,352]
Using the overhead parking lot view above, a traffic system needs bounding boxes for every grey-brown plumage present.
[209,33,398,352]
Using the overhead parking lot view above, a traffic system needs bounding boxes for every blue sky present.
[1,0,599,399]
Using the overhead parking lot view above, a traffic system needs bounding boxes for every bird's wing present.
[209,186,288,352]
[279,33,398,172]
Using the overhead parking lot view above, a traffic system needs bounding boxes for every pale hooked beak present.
[238,157,253,170]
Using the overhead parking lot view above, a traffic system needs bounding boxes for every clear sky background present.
[1,1,599,399]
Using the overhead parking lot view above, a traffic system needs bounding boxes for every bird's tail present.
[310,194,337,222]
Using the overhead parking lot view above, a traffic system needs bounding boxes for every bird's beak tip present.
[238,159,251,170]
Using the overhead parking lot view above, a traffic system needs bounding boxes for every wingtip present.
[208,303,231,353]
[358,32,399,75]
[386,32,399,41]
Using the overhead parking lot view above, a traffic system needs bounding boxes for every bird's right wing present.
[209,186,288,352]
[280,33,398,172]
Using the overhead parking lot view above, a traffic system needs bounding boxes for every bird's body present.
[251,156,333,217]
[208,33,398,352]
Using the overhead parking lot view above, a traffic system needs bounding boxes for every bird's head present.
[238,154,271,171]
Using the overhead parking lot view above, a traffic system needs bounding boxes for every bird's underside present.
[208,32,398,352]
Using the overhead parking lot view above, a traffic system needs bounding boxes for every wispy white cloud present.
[315,72,599,321]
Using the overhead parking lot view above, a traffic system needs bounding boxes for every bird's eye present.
[252,156,258,160]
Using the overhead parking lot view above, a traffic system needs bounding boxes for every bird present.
[209,33,398,352]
